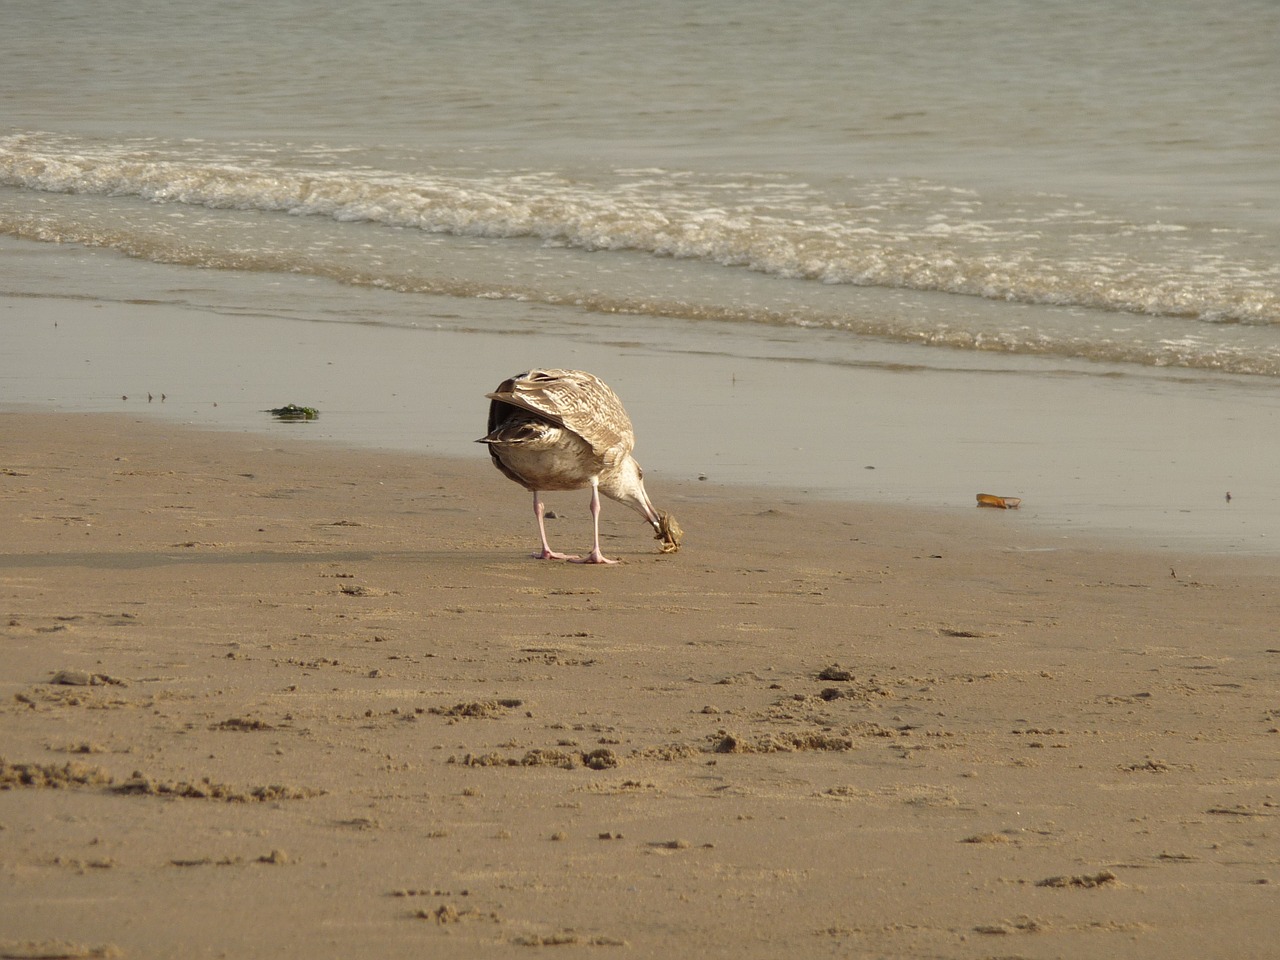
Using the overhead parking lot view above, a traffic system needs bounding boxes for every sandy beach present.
[2,409,1277,959]
[5,2,1280,956]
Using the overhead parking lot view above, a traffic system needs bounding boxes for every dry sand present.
[1,411,1277,959]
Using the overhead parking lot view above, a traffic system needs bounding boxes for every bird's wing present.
[486,369,634,463]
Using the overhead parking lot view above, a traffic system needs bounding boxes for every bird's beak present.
[636,486,661,532]
[642,501,661,532]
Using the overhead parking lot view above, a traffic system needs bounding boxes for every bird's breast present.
[488,424,601,492]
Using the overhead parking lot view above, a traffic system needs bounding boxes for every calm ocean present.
[4,0,1278,374]
[3,0,1279,549]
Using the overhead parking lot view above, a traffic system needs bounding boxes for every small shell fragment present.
[976,494,1021,509]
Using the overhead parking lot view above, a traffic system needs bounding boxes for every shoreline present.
[4,235,1279,557]
[2,410,1278,959]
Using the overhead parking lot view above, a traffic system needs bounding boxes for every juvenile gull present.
[478,369,681,564]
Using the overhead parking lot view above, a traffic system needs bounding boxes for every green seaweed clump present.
[267,404,319,421]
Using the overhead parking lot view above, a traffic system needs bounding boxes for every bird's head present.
[599,455,661,532]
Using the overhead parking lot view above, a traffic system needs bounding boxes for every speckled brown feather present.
[485,369,634,471]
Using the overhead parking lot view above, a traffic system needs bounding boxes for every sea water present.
[3,0,1278,551]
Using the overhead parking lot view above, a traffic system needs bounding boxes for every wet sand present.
[5,234,1280,555]
[2,410,1277,959]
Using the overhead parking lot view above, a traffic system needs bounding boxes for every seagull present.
[478,369,681,564]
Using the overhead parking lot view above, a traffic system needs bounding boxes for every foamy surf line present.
[3,131,1278,337]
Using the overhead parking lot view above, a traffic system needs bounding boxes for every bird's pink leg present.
[532,491,578,560]
[571,480,620,565]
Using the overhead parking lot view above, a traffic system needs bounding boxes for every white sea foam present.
[3,132,1277,345]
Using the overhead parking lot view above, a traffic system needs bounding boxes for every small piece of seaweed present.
[266,405,319,421]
